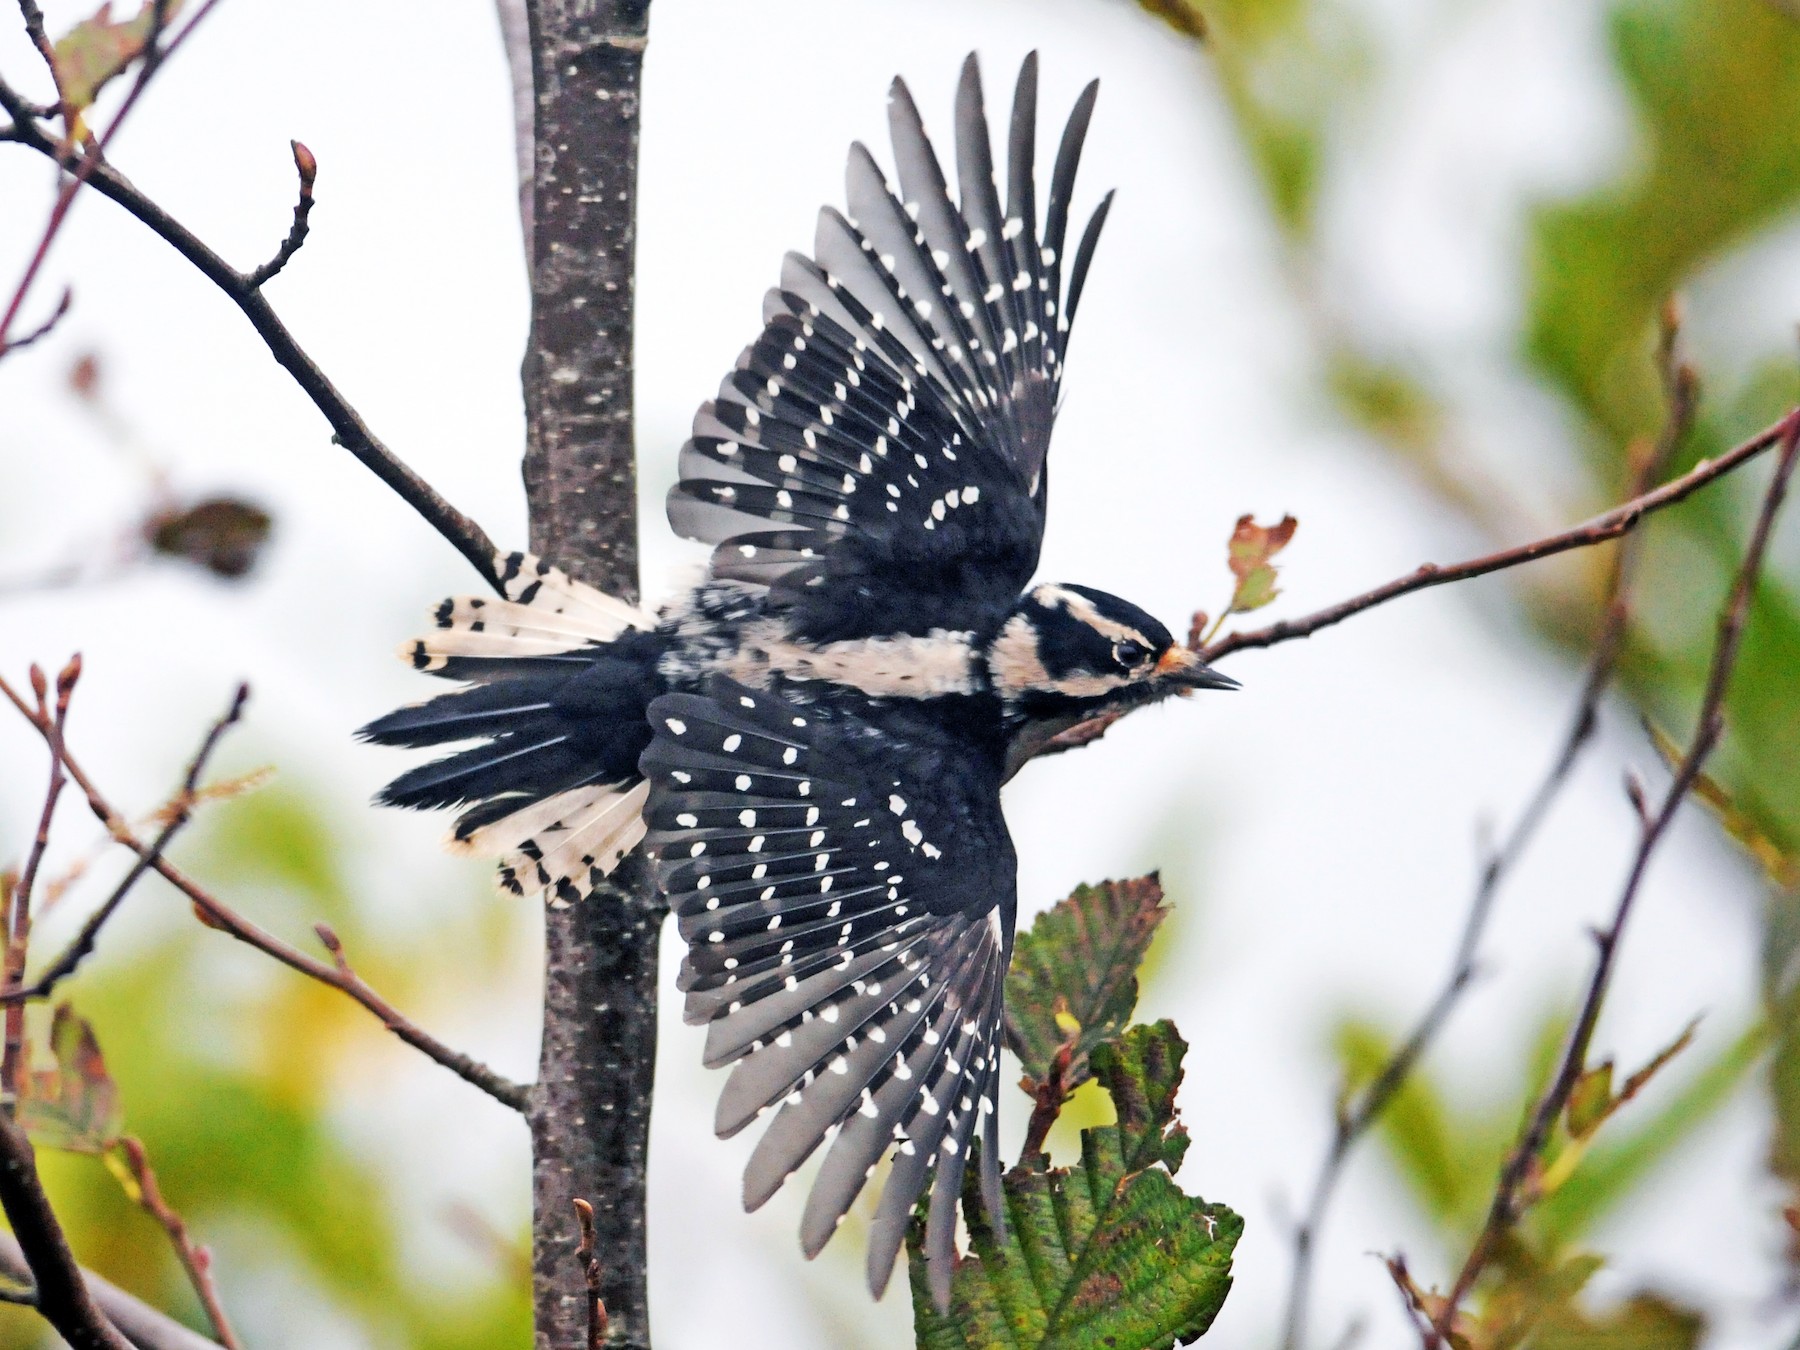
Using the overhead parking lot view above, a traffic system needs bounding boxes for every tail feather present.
[495,780,650,903]
[361,681,560,749]
[363,551,659,901]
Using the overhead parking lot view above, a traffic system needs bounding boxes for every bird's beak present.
[1155,645,1241,691]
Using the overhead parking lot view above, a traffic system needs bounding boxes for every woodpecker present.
[362,53,1236,1306]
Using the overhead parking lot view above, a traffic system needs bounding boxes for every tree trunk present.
[518,3,659,1347]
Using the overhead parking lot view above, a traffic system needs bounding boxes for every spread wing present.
[668,53,1113,643]
[639,678,1015,1306]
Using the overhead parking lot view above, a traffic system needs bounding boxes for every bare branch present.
[0,1231,222,1350]
[6,656,78,1098]
[1203,409,1796,663]
[0,1111,132,1349]
[3,684,245,1004]
[0,676,530,1114]
[0,73,503,590]
[1425,410,1800,1346]
[245,140,316,289]
[1277,310,1698,1350]
[113,1138,241,1350]
[6,285,70,350]
[0,0,190,358]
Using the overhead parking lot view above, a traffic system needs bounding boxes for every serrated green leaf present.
[911,1023,1239,1349]
[18,1003,122,1154]
[1004,876,1169,1092]
[1089,1021,1189,1177]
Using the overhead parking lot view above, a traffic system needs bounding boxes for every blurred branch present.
[0,1231,222,1350]
[113,1137,241,1350]
[1202,407,1796,663]
[1278,311,1697,1350]
[0,67,504,590]
[0,1111,132,1349]
[1,684,246,1005]
[0,0,194,358]
[1424,410,1800,1347]
[5,283,70,349]
[5,657,78,1099]
[0,675,531,1114]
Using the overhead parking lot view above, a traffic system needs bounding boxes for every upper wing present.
[639,678,1015,1306]
[667,53,1113,643]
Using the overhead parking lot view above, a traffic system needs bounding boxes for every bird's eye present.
[1113,639,1150,670]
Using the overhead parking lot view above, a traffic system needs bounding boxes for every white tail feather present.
[493,551,649,637]
[493,780,650,902]
[400,551,651,672]
[448,781,610,858]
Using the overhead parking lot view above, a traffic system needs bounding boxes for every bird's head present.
[985,583,1238,735]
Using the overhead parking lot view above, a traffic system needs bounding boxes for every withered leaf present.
[1004,875,1169,1094]
[1226,514,1298,614]
[147,496,272,579]
[18,1003,122,1154]
[52,0,186,121]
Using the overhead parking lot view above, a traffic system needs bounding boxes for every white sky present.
[0,1,1790,1347]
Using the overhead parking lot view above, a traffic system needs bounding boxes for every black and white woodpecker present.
[362,53,1237,1307]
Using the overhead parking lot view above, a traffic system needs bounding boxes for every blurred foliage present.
[1132,0,1800,1336]
[0,784,530,1348]
[1341,1005,1755,1343]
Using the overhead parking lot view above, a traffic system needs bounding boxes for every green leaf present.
[911,1023,1240,1349]
[1532,1290,1705,1350]
[51,0,184,120]
[1004,876,1169,1092]
[1566,1064,1615,1141]
[1536,1018,1766,1245]
[18,1004,122,1154]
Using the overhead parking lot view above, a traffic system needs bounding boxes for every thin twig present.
[0,1231,222,1350]
[1203,409,1795,664]
[0,0,185,356]
[1,685,247,1005]
[572,1198,608,1350]
[0,72,502,588]
[1277,316,1697,1350]
[113,1137,241,1350]
[245,140,315,288]
[0,1110,132,1349]
[1424,409,1800,1347]
[6,657,78,1098]
[0,676,530,1114]
[6,285,70,350]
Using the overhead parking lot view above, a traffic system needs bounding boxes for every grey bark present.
[518,3,661,1348]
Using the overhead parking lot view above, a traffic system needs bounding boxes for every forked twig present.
[0,674,530,1114]
[1422,410,1800,1346]
[1277,314,1699,1350]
